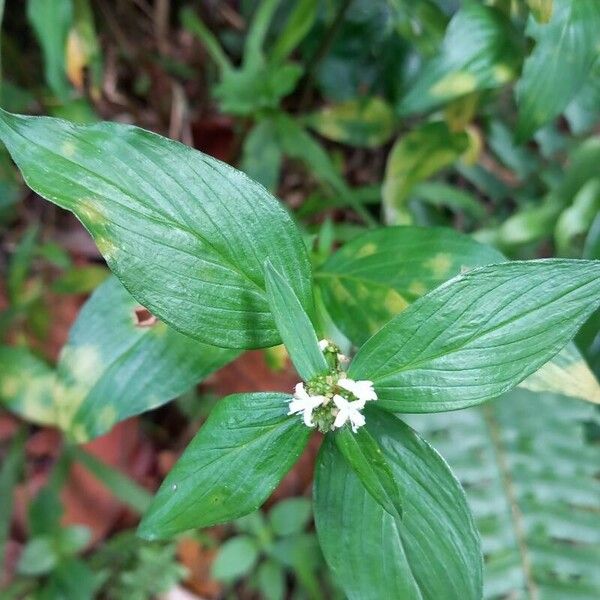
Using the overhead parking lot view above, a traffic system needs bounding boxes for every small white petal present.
[318,339,329,351]
[338,378,377,402]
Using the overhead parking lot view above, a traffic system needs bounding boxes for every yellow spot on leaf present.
[425,253,453,278]
[409,281,427,297]
[431,72,477,98]
[355,243,377,259]
[384,289,409,315]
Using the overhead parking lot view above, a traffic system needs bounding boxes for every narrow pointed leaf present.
[349,260,600,412]
[315,409,481,599]
[138,393,310,540]
[334,426,402,519]
[0,109,312,349]
[264,260,327,380]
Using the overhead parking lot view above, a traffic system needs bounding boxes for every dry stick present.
[483,404,539,600]
[297,0,353,113]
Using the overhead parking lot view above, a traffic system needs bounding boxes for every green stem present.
[180,7,232,73]
[0,427,25,567]
[298,0,352,112]
[72,446,153,514]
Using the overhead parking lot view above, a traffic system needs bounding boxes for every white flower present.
[337,378,377,402]
[332,394,366,433]
[318,339,329,351]
[288,383,326,427]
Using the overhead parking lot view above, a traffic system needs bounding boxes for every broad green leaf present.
[18,536,58,575]
[0,346,56,425]
[399,3,519,115]
[257,560,285,600]
[305,97,395,148]
[1,277,238,440]
[138,393,311,540]
[0,109,312,349]
[269,498,312,537]
[565,60,600,134]
[58,276,238,440]
[316,226,504,345]
[407,389,600,599]
[314,410,481,600]
[240,118,282,190]
[264,260,327,381]
[334,426,402,519]
[382,121,470,224]
[27,0,73,99]
[515,0,600,140]
[212,536,259,582]
[349,260,600,412]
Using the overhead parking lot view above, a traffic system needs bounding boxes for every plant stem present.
[298,0,353,112]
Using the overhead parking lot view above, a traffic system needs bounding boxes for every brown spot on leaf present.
[134,306,158,327]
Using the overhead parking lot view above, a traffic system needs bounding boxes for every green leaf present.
[334,426,402,520]
[57,525,91,556]
[407,389,600,599]
[51,264,109,294]
[240,119,282,190]
[349,260,600,412]
[316,225,504,345]
[0,109,312,349]
[138,393,311,540]
[73,447,152,514]
[382,122,470,224]
[271,0,317,64]
[0,430,24,569]
[0,346,56,425]
[516,0,600,140]
[58,276,238,441]
[27,0,73,99]
[314,410,481,599]
[256,560,285,600]
[555,178,600,257]
[305,97,395,148]
[399,3,519,115]
[269,497,312,537]
[18,536,58,575]
[212,535,259,582]
[264,260,327,381]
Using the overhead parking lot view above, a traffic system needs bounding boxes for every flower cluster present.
[288,340,377,433]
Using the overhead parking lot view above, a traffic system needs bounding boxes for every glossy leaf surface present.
[264,260,327,381]
[0,109,312,349]
[315,409,481,600]
[349,260,600,412]
[334,426,402,519]
[138,393,311,540]
[316,226,504,345]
